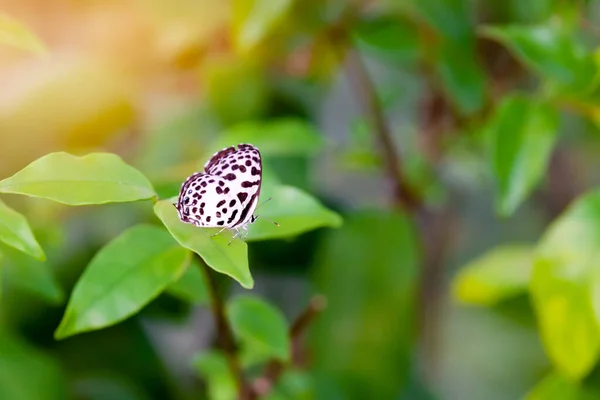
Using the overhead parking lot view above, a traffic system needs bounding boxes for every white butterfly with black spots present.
[176,143,276,243]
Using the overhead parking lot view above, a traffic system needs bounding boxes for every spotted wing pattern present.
[176,143,262,230]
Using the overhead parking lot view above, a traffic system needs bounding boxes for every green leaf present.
[481,23,599,93]
[232,0,293,53]
[311,210,419,399]
[0,199,45,260]
[192,350,237,400]
[211,118,325,158]
[531,191,600,379]
[0,12,47,54]
[246,185,342,242]
[264,369,314,400]
[526,371,600,400]
[437,41,486,115]
[2,244,63,304]
[0,329,67,400]
[153,199,252,289]
[408,0,473,42]
[353,16,420,64]
[0,152,156,205]
[227,295,290,364]
[452,245,533,306]
[55,224,190,339]
[487,95,558,216]
[166,258,209,305]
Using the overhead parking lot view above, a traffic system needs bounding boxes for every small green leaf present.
[246,185,342,242]
[487,95,558,216]
[481,23,599,93]
[154,199,253,289]
[232,0,293,53]
[353,16,420,64]
[211,118,325,158]
[166,258,209,305]
[55,224,190,339]
[0,152,156,205]
[2,244,63,304]
[227,295,290,364]
[408,0,473,42]
[532,191,600,379]
[437,41,486,115]
[0,12,47,55]
[0,329,67,400]
[0,199,45,260]
[526,371,600,400]
[192,350,237,400]
[452,245,533,306]
[264,369,314,400]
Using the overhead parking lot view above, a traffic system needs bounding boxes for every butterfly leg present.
[211,227,228,238]
[228,228,242,246]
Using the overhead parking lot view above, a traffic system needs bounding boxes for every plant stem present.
[342,48,421,211]
[198,260,251,399]
[252,295,328,397]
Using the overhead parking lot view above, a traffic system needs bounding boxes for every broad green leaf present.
[232,0,293,53]
[0,153,156,205]
[153,199,252,289]
[532,191,600,379]
[1,244,63,304]
[0,13,46,54]
[246,185,342,242]
[437,41,486,115]
[55,224,190,339]
[0,329,67,400]
[311,210,419,399]
[211,118,325,158]
[487,95,558,216]
[526,371,600,400]
[481,23,599,93]
[192,350,237,400]
[227,295,290,365]
[353,16,420,64]
[453,245,533,306]
[0,199,44,260]
[166,258,209,305]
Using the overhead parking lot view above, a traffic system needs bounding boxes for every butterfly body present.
[176,143,263,241]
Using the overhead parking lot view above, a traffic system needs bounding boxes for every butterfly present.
[175,143,277,244]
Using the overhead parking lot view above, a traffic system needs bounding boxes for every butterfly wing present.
[202,143,263,228]
[176,173,243,228]
[176,143,263,229]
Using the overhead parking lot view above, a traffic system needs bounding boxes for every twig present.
[345,50,421,211]
[251,295,328,397]
[327,25,420,211]
[198,260,251,399]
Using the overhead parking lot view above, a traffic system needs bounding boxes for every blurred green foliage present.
[3,0,600,399]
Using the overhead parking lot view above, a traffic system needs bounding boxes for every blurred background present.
[2,0,600,399]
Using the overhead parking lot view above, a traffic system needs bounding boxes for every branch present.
[199,260,251,399]
[341,47,421,212]
[251,295,328,397]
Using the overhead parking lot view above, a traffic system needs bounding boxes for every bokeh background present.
[2,1,600,399]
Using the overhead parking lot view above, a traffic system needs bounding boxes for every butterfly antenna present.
[254,215,280,227]
[252,197,279,226]
[255,197,273,211]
